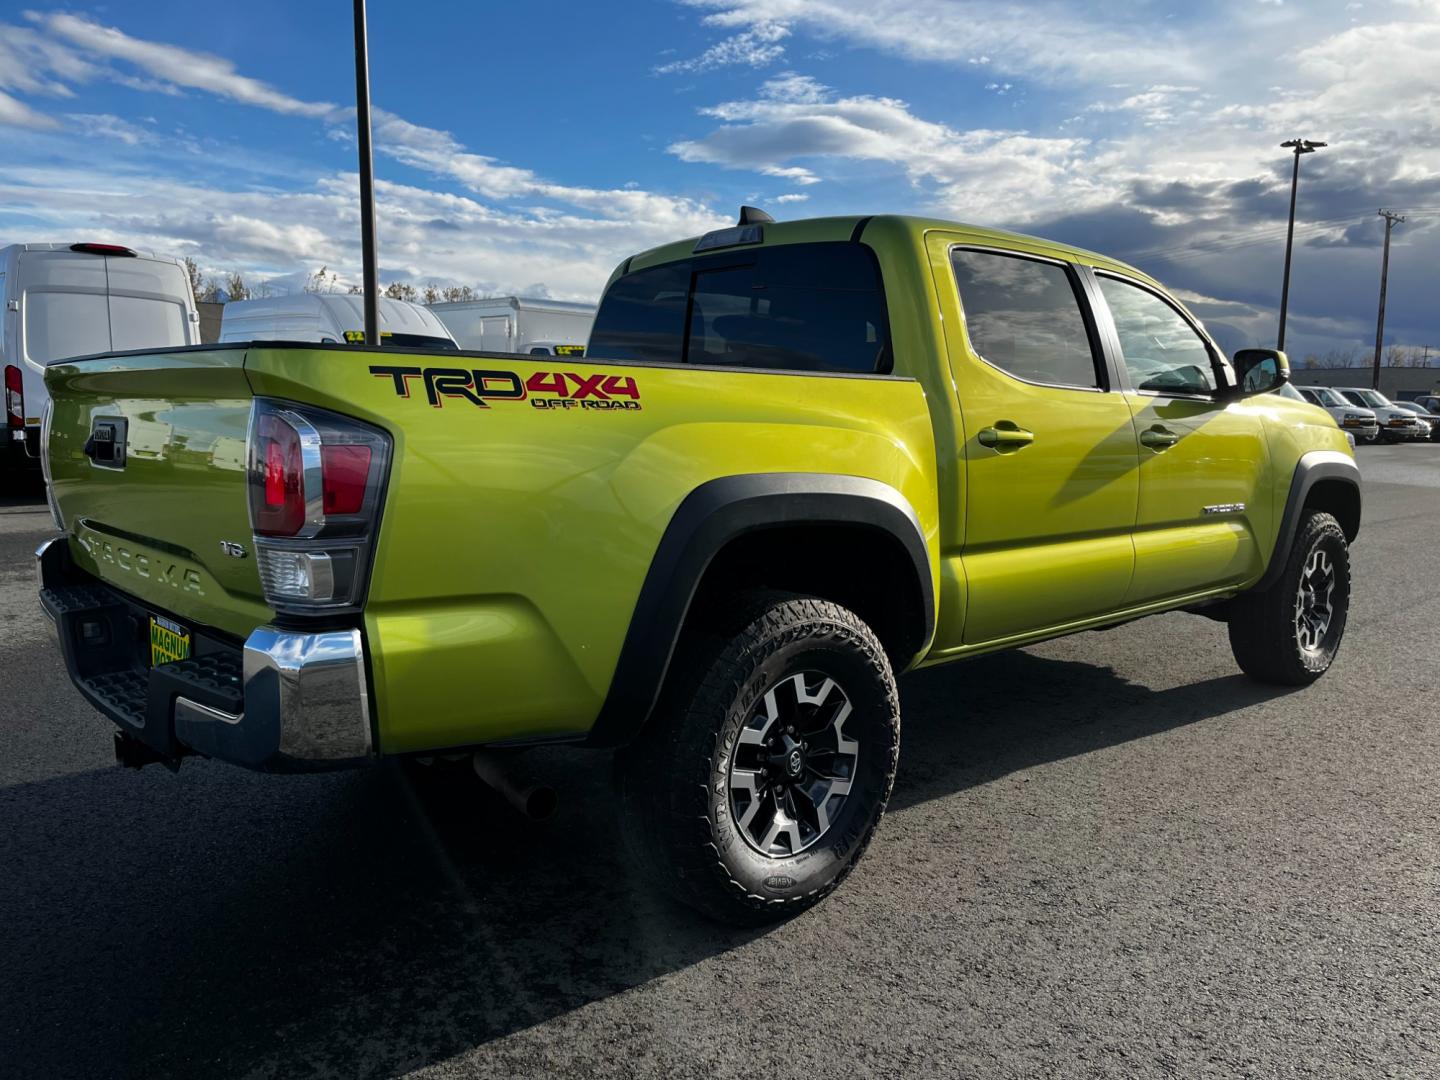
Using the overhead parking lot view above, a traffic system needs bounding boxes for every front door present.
[930,238,1140,647]
[1090,272,1271,604]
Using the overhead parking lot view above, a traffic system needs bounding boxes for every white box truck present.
[1,242,200,482]
[218,293,459,350]
[428,296,596,356]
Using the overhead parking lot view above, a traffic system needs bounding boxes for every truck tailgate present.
[46,347,271,639]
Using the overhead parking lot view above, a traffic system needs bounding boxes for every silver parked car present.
[1296,385,1380,443]
[1390,400,1440,442]
[1334,387,1428,442]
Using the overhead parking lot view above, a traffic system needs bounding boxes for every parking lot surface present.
[2,444,1437,1079]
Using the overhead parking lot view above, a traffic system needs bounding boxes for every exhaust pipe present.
[472,751,557,821]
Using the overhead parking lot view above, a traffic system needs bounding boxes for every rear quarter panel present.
[243,347,938,752]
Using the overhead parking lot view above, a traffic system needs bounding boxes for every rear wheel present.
[1228,510,1350,685]
[616,591,899,925]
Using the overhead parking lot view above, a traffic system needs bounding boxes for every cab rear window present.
[588,242,891,374]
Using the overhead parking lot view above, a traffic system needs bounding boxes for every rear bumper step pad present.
[37,537,372,772]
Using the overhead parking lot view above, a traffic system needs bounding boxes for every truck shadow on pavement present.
[1,649,1290,1078]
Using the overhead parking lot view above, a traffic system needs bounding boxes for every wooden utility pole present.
[1372,209,1404,390]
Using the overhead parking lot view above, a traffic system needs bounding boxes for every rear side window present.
[586,262,689,365]
[949,249,1099,389]
[588,242,891,374]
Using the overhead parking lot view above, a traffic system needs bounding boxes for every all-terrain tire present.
[616,590,900,926]
[1228,510,1350,686]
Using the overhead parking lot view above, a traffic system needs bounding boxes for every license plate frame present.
[149,614,192,667]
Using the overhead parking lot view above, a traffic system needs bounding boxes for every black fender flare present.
[584,473,934,748]
[1251,449,1361,593]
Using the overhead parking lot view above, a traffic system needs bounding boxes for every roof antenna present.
[738,205,775,225]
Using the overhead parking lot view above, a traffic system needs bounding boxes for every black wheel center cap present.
[768,734,806,781]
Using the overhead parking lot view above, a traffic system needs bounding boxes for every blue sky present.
[1,0,1437,363]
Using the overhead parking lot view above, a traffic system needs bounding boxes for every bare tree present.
[384,281,418,302]
[422,282,440,306]
[347,282,362,295]
[1303,346,1361,369]
[183,257,205,301]
[304,265,339,294]
[440,285,476,303]
[225,272,250,302]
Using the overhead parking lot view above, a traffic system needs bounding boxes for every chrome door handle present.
[1139,426,1179,450]
[977,424,1035,449]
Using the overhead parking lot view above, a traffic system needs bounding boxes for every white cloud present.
[0,11,728,294]
[0,89,58,129]
[760,72,827,103]
[1086,85,1203,125]
[33,12,338,118]
[655,20,789,74]
[64,113,155,145]
[671,78,1102,221]
[0,162,718,301]
[773,192,808,203]
[676,0,1206,85]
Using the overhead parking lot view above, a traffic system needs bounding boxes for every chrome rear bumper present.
[37,537,373,771]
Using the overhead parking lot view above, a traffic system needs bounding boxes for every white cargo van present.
[428,296,595,355]
[219,294,458,350]
[1,242,199,479]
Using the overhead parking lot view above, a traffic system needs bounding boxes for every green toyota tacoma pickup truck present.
[37,212,1360,924]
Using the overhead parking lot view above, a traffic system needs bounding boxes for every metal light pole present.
[1276,138,1326,352]
[1372,208,1405,390]
[353,0,380,346]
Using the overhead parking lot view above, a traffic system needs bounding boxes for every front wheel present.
[616,591,900,925]
[1228,510,1351,685]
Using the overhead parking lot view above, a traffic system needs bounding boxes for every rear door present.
[479,315,513,352]
[929,236,1139,646]
[104,255,194,352]
[1089,271,1269,603]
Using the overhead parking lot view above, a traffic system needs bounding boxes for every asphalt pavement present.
[2,444,1437,1079]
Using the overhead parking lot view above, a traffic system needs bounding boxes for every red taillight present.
[321,444,372,515]
[69,242,136,257]
[253,412,306,536]
[4,365,22,430]
[247,398,391,613]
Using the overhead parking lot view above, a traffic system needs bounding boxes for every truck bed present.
[45,342,937,756]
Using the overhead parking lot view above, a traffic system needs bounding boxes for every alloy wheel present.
[1294,546,1336,653]
[728,671,859,858]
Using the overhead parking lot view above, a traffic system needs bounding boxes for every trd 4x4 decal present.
[371,366,642,411]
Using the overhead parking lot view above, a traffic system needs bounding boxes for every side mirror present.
[1231,348,1290,396]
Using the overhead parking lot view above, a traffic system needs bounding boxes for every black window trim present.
[946,243,1112,395]
[1090,268,1235,402]
[596,239,896,377]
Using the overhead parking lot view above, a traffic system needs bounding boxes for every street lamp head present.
[1281,138,1327,153]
